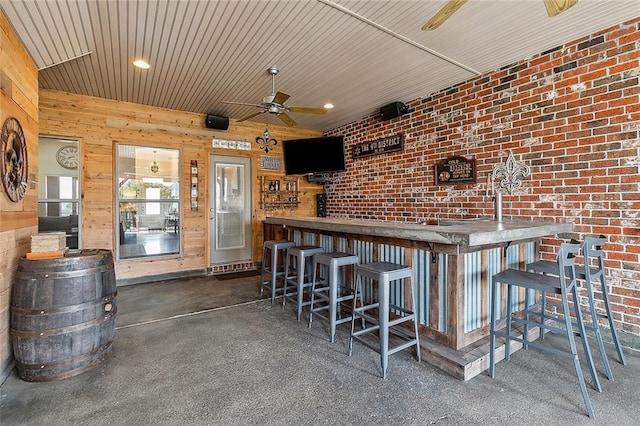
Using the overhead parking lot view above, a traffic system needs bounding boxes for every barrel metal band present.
[15,340,113,372]
[15,262,115,280]
[10,293,116,315]
[10,309,116,338]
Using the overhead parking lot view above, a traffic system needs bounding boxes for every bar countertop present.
[264,216,573,247]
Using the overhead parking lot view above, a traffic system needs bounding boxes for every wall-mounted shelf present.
[259,175,299,211]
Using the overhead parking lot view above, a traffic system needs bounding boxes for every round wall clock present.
[56,145,79,169]
[1,117,28,203]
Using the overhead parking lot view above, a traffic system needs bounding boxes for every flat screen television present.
[283,136,346,175]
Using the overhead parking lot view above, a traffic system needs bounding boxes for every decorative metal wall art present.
[490,151,530,195]
[255,128,277,153]
[1,117,28,202]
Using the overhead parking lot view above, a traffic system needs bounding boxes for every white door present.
[209,155,252,264]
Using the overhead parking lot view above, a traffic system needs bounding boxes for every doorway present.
[37,137,80,249]
[209,155,252,265]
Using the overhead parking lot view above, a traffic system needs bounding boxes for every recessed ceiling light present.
[133,59,150,69]
[323,103,334,109]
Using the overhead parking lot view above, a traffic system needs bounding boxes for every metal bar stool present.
[308,252,359,343]
[282,245,325,320]
[260,240,296,303]
[349,262,421,379]
[489,242,598,418]
[526,236,626,370]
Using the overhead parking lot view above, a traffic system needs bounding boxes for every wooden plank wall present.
[38,89,323,280]
[0,9,39,380]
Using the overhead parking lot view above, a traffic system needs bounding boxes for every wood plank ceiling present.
[1,0,638,131]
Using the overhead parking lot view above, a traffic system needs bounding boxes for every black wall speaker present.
[316,193,327,218]
[380,101,408,121]
[205,114,229,130]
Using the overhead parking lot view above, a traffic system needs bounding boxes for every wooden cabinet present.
[258,175,299,211]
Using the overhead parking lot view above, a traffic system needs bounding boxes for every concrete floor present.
[1,274,639,425]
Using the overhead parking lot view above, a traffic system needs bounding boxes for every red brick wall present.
[325,18,640,340]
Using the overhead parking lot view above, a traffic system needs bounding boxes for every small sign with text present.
[352,134,403,159]
[434,156,476,185]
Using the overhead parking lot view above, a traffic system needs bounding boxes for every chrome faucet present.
[486,173,503,222]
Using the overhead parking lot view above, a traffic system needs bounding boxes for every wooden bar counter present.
[264,216,573,380]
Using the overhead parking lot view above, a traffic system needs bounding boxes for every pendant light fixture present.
[150,150,159,174]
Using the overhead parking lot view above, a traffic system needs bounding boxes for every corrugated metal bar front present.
[483,242,536,327]
[336,236,348,253]
[464,251,482,333]
[352,239,373,264]
[292,229,302,245]
[414,249,433,330]
[439,253,448,334]
[352,239,373,302]
[318,234,333,252]
[302,231,316,246]
[379,244,405,315]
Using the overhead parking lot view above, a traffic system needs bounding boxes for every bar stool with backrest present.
[489,241,599,418]
[526,235,626,371]
[308,252,359,343]
[260,240,296,303]
[282,245,325,320]
[349,261,421,379]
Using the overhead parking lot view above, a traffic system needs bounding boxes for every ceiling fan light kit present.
[221,66,328,127]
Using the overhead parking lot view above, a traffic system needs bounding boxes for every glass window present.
[116,145,180,259]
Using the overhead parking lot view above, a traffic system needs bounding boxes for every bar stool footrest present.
[351,324,381,337]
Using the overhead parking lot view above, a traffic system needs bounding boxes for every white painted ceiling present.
[1,0,638,132]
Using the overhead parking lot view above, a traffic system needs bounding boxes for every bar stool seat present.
[349,261,421,379]
[309,252,359,343]
[260,240,296,303]
[283,245,325,320]
[489,242,598,418]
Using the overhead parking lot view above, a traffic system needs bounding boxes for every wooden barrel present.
[10,249,117,382]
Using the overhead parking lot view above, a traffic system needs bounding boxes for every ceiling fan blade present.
[237,111,266,122]
[543,0,578,17]
[278,113,297,127]
[288,106,327,115]
[422,0,468,31]
[221,100,263,108]
[272,91,290,105]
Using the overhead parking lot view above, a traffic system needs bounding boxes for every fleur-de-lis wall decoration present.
[255,128,277,153]
[491,151,531,195]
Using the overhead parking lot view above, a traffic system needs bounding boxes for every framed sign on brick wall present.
[434,155,476,185]
[352,134,403,159]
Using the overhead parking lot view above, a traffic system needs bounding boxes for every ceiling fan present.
[422,0,578,31]
[221,66,327,127]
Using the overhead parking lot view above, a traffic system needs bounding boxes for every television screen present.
[283,136,346,175]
